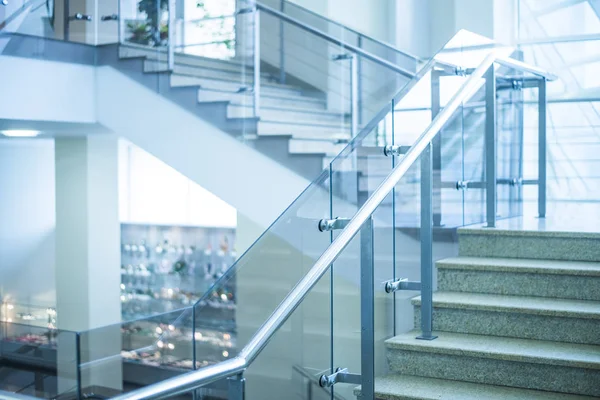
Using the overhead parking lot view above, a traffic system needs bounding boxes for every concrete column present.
[55,135,122,394]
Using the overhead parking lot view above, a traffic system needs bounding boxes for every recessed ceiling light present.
[1,130,41,137]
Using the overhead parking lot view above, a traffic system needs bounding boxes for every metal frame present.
[538,78,547,218]
[485,66,498,228]
[278,0,421,63]
[253,8,261,118]
[108,50,552,400]
[255,2,415,79]
[418,142,436,340]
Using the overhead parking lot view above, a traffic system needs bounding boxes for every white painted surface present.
[54,135,121,331]
[54,135,122,392]
[118,139,237,228]
[0,56,96,124]
[0,139,56,306]
[95,66,309,229]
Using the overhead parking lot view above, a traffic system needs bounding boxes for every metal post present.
[418,143,436,341]
[279,0,286,84]
[76,332,82,400]
[350,54,359,138]
[538,78,547,218]
[357,36,363,126]
[431,69,442,227]
[117,0,122,44]
[485,66,497,228]
[228,374,245,400]
[192,306,197,370]
[253,8,261,118]
[359,216,375,400]
[167,0,175,71]
[63,0,69,41]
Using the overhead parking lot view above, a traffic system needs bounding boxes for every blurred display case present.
[0,302,57,329]
[120,223,237,321]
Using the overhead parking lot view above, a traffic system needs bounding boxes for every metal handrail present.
[255,2,416,79]
[279,0,422,63]
[111,50,553,400]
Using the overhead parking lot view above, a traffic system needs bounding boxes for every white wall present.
[0,56,96,124]
[118,139,237,228]
[0,139,56,306]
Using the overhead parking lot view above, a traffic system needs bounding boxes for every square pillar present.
[55,135,122,394]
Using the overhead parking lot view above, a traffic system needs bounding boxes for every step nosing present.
[437,257,600,276]
[386,331,600,369]
[411,294,600,319]
[370,375,596,400]
[458,227,600,239]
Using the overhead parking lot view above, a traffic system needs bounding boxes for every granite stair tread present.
[458,224,600,239]
[412,291,600,319]
[437,256,600,276]
[385,331,600,369]
[369,375,596,400]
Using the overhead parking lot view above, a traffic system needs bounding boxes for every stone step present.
[227,103,348,125]
[412,292,600,345]
[196,89,327,110]
[386,331,600,397]
[288,138,346,156]
[256,120,351,140]
[143,59,312,96]
[437,257,600,301]
[458,223,600,262]
[119,44,266,76]
[365,375,595,400]
[168,72,306,98]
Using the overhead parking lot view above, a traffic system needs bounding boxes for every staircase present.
[107,43,352,180]
[372,219,600,399]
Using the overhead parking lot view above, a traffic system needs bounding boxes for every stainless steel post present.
[227,374,245,400]
[253,9,261,118]
[63,0,69,41]
[485,66,497,228]
[431,69,442,226]
[418,142,436,341]
[360,216,375,399]
[351,54,358,137]
[538,78,547,218]
[279,0,285,84]
[357,36,363,126]
[167,0,175,71]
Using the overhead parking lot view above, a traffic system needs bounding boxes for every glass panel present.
[0,322,78,398]
[77,308,197,397]
[191,169,333,396]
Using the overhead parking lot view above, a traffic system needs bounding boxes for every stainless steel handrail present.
[279,0,422,62]
[255,2,416,79]
[111,50,554,400]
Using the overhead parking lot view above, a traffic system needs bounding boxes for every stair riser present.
[227,105,346,125]
[387,349,600,397]
[414,306,600,345]
[438,268,600,301]
[168,64,306,93]
[196,91,325,109]
[169,74,305,97]
[119,46,261,75]
[256,122,350,139]
[459,233,600,262]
